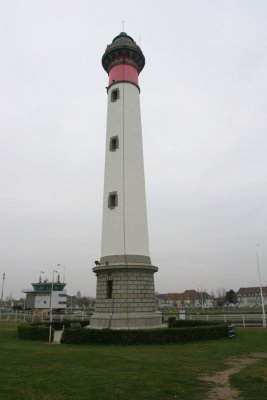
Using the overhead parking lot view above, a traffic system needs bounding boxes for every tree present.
[225,289,238,305]
[215,287,227,299]
[216,297,225,307]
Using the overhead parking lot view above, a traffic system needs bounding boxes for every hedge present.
[61,325,228,345]
[18,324,54,342]
[38,320,90,330]
[168,317,221,328]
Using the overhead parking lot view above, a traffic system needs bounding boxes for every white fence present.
[163,313,267,327]
[188,313,266,327]
[0,310,266,327]
[0,310,91,323]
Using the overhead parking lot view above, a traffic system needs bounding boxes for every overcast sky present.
[0,0,266,299]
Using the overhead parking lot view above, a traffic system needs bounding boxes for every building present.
[90,32,161,329]
[22,274,67,312]
[157,290,213,309]
[237,286,267,308]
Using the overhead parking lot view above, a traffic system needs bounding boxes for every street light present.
[50,265,60,322]
[1,273,6,309]
[198,285,204,309]
[256,245,266,328]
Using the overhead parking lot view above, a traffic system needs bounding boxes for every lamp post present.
[1,273,6,309]
[50,266,60,322]
[198,285,204,309]
[256,245,266,328]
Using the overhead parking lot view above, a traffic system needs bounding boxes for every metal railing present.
[188,313,266,327]
[0,310,92,323]
[163,313,267,327]
[1,310,266,327]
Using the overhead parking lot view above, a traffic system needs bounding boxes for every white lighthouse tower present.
[90,32,161,329]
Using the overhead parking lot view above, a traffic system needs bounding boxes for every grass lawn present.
[0,322,266,400]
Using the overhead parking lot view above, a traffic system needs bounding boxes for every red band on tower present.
[109,64,139,86]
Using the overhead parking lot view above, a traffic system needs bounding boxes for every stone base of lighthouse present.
[90,256,162,329]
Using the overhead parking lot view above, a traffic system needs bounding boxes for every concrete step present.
[53,330,63,344]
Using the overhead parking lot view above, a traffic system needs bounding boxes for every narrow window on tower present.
[108,192,118,209]
[109,136,119,151]
[107,280,113,299]
[111,88,120,102]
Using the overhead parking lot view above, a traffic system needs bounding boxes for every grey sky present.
[0,0,266,298]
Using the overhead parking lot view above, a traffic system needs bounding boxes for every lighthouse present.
[90,32,161,329]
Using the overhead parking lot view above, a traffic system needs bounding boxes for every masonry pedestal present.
[90,256,162,329]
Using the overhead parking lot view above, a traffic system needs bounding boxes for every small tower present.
[90,32,161,329]
[22,277,67,312]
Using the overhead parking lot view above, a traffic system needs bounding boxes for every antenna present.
[122,20,125,32]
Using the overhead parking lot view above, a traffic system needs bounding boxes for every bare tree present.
[215,287,227,299]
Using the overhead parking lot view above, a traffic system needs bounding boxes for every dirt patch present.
[198,352,267,400]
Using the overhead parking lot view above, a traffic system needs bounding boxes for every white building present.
[22,275,67,312]
[237,286,267,308]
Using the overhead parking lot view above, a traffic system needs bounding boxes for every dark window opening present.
[107,280,113,299]
[111,88,119,102]
[108,192,118,209]
[109,136,119,151]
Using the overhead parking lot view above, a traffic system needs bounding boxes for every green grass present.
[0,322,267,400]
[230,358,267,399]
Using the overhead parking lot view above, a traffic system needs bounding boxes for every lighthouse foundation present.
[90,258,162,329]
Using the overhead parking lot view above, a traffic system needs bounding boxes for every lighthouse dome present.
[112,32,135,44]
[102,32,145,74]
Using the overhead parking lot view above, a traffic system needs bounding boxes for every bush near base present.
[18,324,54,342]
[61,325,228,345]
[168,317,221,328]
[38,320,90,330]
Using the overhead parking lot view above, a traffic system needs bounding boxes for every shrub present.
[18,324,54,342]
[39,320,90,330]
[61,325,228,345]
[168,317,221,328]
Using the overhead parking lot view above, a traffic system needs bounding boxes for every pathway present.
[198,352,267,400]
